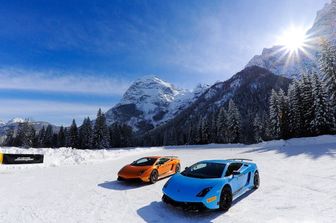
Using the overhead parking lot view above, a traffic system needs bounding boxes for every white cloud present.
[0,68,130,96]
[0,99,111,126]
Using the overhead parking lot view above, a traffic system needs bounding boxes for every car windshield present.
[131,157,157,166]
[181,162,225,179]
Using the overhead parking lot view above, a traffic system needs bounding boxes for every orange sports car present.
[117,156,180,183]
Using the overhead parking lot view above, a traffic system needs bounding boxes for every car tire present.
[149,169,159,184]
[175,163,181,173]
[219,186,232,212]
[253,171,260,189]
[117,176,123,181]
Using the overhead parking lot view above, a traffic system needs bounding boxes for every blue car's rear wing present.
[228,158,253,162]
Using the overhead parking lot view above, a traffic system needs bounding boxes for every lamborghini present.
[118,156,180,183]
[162,159,259,211]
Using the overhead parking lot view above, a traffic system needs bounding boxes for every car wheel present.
[149,169,159,184]
[253,171,260,189]
[219,186,232,211]
[175,163,181,173]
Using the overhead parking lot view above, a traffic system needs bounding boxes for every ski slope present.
[1,135,336,223]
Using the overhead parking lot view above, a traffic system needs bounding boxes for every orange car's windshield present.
[131,157,157,166]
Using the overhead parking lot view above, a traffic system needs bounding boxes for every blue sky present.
[0,0,329,125]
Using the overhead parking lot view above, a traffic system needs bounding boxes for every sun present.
[277,26,308,52]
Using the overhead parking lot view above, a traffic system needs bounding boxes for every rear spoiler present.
[228,158,253,162]
[165,156,179,159]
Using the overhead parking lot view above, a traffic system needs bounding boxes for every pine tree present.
[227,100,241,143]
[253,114,263,142]
[200,117,210,144]
[319,39,336,115]
[300,74,314,136]
[68,119,79,148]
[37,126,46,147]
[269,89,281,139]
[93,109,110,149]
[287,81,303,137]
[278,89,289,139]
[311,73,333,135]
[16,121,36,148]
[3,129,14,146]
[217,107,228,143]
[79,117,93,149]
[43,125,54,148]
[52,133,58,148]
[58,126,66,147]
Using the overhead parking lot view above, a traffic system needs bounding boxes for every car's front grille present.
[162,194,206,211]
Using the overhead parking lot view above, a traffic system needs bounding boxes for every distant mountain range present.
[0,118,58,143]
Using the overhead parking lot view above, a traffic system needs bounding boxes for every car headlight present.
[196,187,213,197]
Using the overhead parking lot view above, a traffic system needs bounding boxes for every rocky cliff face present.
[105,76,208,133]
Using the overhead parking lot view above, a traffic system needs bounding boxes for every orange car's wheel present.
[149,169,159,184]
[175,163,181,173]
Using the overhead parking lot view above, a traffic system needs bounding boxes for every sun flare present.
[278,27,308,52]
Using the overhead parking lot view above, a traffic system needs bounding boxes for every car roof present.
[201,159,253,164]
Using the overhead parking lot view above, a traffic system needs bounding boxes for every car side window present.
[225,163,243,176]
[156,158,169,165]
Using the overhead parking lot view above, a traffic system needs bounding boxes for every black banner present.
[1,153,44,164]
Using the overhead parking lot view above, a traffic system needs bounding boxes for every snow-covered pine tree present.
[311,73,333,135]
[200,117,210,144]
[253,114,263,142]
[278,89,289,139]
[16,121,36,148]
[300,74,314,136]
[269,89,281,139]
[209,112,218,143]
[287,81,303,137]
[68,119,79,149]
[217,107,228,143]
[43,125,54,148]
[319,39,336,115]
[79,117,93,149]
[37,126,46,147]
[57,126,66,147]
[227,100,241,143]
[93,108,110,149]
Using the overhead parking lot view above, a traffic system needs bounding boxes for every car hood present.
[164,173,224,201]
[119,164,151,175]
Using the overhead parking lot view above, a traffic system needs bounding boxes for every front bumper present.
[162,194,207,211]
[117,174,150,182]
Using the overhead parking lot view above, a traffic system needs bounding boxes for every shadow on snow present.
[137,189,256,223]
[98,180,151,191]
[241,142,336,159]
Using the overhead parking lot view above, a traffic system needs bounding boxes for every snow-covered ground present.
[1,135,336,223]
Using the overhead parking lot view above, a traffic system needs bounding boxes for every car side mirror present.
[232,171,240,176]
[184,166,189,170]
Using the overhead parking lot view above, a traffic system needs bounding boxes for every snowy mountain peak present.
[7,117,26,124]
[105,76,209,132]
[246,1,336,78]
[120,75,182,106]
[307,0,336,42]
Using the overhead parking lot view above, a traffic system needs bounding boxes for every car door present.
[225,163,245,195]
[156,158,171,175]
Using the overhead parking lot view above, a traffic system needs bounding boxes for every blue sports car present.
[162,159,259,211]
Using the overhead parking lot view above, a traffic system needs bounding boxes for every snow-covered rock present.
[246,0,336,78]
[105,76,208,132]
